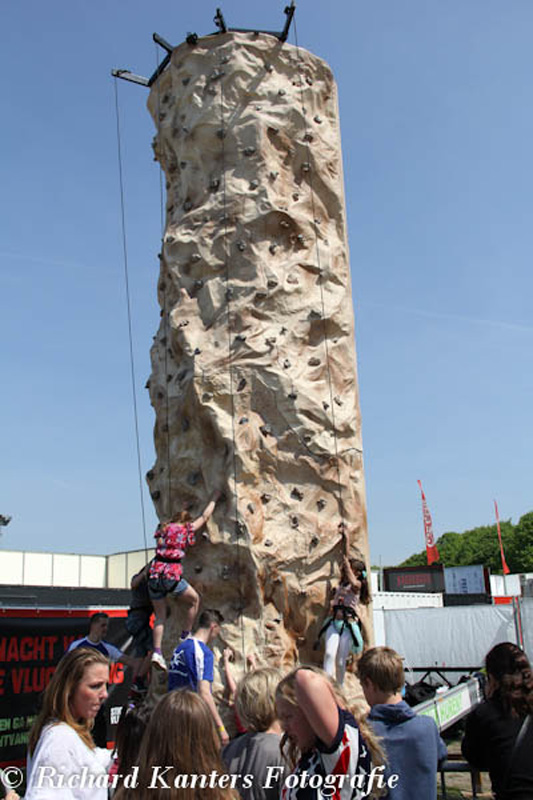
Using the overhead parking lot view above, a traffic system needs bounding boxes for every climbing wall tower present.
[146,30,371,674]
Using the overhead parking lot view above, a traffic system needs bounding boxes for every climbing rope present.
[292,13,348,558]
[112,77,150,560]
[217,44,248,662]
[153,43,173,520]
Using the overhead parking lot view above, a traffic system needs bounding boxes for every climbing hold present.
[235,334,247,343]
[261,493,271,503]
[269,244,277,254]
[145,379,151,389]
[222,565,230,579]
[288,391,297,400]
[267,278,279,289]
[183,200,192,211]
[290,516,299,528]
[260,424,272,436]
[165,236,175,244]
[268,126,279,135]
[181,418,190,432]
[187,471,200,486]
[157,391,164,400]
[178,320,189,328]
[269,171,279,180]
[309,310,321,320]
[292,193,300,201]
[244,146,256,156]
[310,536,319,548]
[317,499,326,511]
[322,401,329,410]
[334,396,343,406]
[159,281,166,292]
[151,490,161,501]
[264,539,273,547]
[297,235,305,245]
[207,87,217,95]
[216,129,226,139]
[249,179,259,189]
[236,241,246,252]
[304,132,314,142]
[182,126,189,133]
[194,280,204,290]
[239,416,249,424]
[166,374,172,382]
[194,565,203,573]
[302,162,311,173]
[283,359,291,369]
[308,357,321,366]
[226,287,234,300]
[314,115,322,124]
[286,275,298,284]
[209,68,225,81]
[158,112,166,122]
[191,253,202,262]
[237,378,247,391]
[265,63,273,72]
[291,487,304,501]
[247,503,255,514]
[236,521,247,535]
[280,327,287,334]
[193,347,201,355]
[280,220,290,229]
[278,89,286,96]
[182,77,190,85]
[202,392,213,402]
[265,337,276,347]
[146,470,155,481]
[221,55,230,64]
[210,178,220,190]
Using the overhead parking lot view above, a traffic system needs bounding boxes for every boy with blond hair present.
[358,646,447,800]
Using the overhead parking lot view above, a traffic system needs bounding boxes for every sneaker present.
[151,652,168,671]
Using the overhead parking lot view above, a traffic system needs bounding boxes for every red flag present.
[417,480,440,565]
[494,500,510,575]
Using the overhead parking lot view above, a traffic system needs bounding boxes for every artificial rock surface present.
[146,31,371,696]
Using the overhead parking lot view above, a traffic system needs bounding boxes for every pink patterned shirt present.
[149,522,195,582]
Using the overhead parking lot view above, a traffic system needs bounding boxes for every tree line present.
[399,511,533,573]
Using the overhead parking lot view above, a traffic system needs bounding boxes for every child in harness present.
[315,555,370,685]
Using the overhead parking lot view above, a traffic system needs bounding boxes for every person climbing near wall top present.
[149,488,222,671]
[314,541,370,685]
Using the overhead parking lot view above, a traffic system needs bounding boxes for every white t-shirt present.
[25,722,111,800]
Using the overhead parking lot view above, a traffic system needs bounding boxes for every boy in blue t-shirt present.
[168,609,228,744]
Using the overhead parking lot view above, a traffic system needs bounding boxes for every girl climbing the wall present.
[314,554,370,685]
[149,489,222,671]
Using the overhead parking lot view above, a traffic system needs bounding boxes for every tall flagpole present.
[494,500,510,598]
[417,480,440,565]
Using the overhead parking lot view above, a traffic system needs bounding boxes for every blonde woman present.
[25,648,111,799]
[276,666,385,800]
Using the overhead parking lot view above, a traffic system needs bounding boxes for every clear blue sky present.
[1,1,532,565]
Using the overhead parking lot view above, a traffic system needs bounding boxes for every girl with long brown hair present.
[462,641,533,799]
[114,689,238,800]
[25,648,111,799]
